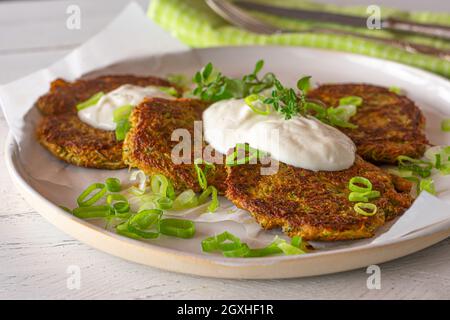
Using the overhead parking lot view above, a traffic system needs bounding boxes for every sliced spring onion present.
[304,101,327,120]
[116,222,141,240]
[194,159,213,190]
[387,168,414,178]
[156,86,179,97]
[225,144,266,167]
[115,119,131,141]
[138,200,158,212]
[275,240,305,255]
[155,196,173,210]
[441,119,450,132]
[419,178,436,195]
[126,209,162,239]
[77,183,107,207]
[172,189,199,210]
[159,219,196,239]
[76,92,104,111]
[424,145,450,175]
[112,104,133,122]
[389,86,402,94]
[105,177,121,192]
[440,163,450,175]
[223,244,250,257]
[106,194,130,214]
[73,205,112,219]
[245,244,282,257]
[326,106,358,129]
[59,206,72,213]
[201,232,308,258]
[348,177,372,193]
[339,95,363,107]
[130,170,147,192]
[348,190,380,202]
[244,94,271,115]
[354,202,377,216]
[151,174,169,195]
[397,155,432,178]
[199,186,219,212]
[202,231,242,252]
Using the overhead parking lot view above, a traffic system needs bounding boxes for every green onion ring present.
[105,177,121,192]
[115,119,131,141]
[127,209,162,239]
[223,244,250,257]
[419,178,436,195]
[215,231,242,251]
[194,159,208,190]
[72,205,112,219]
[244,94,271,115]
[199,186,219,212]
[77,183,107,207]
[155,196,173,210]
[112,104,133,122]
[354,203,377,216]
[172,189,198,210]
[156,86,179,97]
[348,177,372,193]
[106,194,130,214]
[339,95,363,107]
[76,92,104,111]
[159,218,196,239]
[151,174,169,197]
[441,119,450,132]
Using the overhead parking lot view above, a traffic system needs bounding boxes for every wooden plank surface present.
[0,0,449,300]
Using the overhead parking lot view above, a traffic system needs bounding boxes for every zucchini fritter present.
[35,75,174,116]
[123,98,228,193]
[226,156,413,241]
[35,75,175,169]
[37,114,124,169]
[307,84,428,163]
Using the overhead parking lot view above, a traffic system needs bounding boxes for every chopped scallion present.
[76,92,104,111]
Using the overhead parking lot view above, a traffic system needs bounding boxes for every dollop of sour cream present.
[203,99,356,171]
[78,84,174,130]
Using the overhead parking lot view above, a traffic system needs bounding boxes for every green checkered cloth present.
[148,0,450,78]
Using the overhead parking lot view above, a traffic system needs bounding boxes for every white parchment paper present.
[1,2,450,254]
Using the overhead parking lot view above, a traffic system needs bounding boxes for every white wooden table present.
[1,0,449,300]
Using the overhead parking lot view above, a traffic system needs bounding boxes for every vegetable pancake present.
[226,155,413,241]
[307,84,428,163]
[123,98,228,193]
[35,75,177,169]
[35,74,174,115]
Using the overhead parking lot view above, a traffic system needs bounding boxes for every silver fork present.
[205,0,450,61]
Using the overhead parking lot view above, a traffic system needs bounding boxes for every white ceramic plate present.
[6,46,450,279]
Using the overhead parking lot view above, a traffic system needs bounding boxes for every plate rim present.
[5,45,450,278]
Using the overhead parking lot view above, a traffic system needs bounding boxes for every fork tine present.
[206,0,279,34]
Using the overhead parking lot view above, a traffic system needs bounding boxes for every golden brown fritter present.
[36,113,125,169]
[35,74,176,169]
[226,156,413,241]
[123,98,228,193]
[35,75,175,116]
[307,84,428,163]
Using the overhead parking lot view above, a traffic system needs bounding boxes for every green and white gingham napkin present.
[148,0,450,78]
